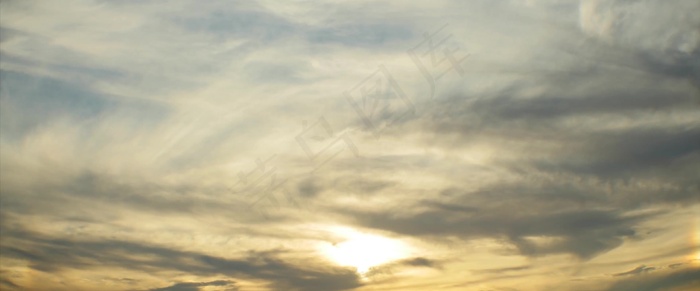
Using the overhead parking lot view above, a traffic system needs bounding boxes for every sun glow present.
[693,207,700,265]
[321,228,410,274]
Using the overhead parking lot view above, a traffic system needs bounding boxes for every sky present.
[0,0,699,290]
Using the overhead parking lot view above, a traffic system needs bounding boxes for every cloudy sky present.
[1,0,699,290]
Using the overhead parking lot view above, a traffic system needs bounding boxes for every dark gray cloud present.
[471,265,531,275]
[329,145,692,259]
[606,267,700,291]
[638,51,700,91]
[365,257,442,277]
[398,257,441,268]
[1,174,214,222]
[297,177,324,198]
[613,265,656,277]
[341,204,653,259]
[0,224,361,291]
[148,280,236,291]
[0,278,21,291]
[327,14,700,263]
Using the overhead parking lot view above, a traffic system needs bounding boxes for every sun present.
[321,228,410,274]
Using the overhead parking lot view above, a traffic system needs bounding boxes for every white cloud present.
[579,0,700,53]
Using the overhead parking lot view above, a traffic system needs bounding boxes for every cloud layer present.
[1,0,699,290]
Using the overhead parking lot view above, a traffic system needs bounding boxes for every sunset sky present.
[1,0,699,290]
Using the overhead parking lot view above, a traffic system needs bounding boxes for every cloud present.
[579,0,700,91]
[343,204,652,259]
[0,223,362,291]
[1,0,699,290]
[148,280,237,291]
[471,265,531,275]
[0,278,21,291]
[399,257,441,268]
[365,257,442,277]
[606,267,700,291]
[579,0,700,53]
[612,265,656,277]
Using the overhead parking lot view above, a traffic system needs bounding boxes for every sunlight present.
[693,207,700,265]
[321,228,410,274]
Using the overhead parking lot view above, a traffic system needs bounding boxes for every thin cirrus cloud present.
[0,0,699,291]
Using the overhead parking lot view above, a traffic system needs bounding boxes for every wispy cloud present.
[1,0,699,290]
